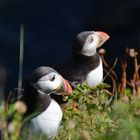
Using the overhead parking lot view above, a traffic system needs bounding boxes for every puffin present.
[54,31,110,87]
[20,66,72,140]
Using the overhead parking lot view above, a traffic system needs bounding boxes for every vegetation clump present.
[0,48,140,140]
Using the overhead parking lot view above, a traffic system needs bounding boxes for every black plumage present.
[54,31,109,85]
[54,53,100,83]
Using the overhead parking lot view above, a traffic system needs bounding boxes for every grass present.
[1,82,140,140]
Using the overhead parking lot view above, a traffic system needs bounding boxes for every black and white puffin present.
[54,31,110,87]
[20,66,72,140]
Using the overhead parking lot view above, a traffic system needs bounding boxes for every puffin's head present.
[73,31,110,56]
[28,66,72,96]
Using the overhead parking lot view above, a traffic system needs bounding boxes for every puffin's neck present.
[37,93,52,112]
[22,84,52,116]
[73,53,101,68]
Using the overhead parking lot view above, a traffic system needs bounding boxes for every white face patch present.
[32,72,62,94]
[81,34,100,56]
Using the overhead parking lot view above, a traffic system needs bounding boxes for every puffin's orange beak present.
[96,31,110,48]
[97,31,110,41]
[62,78,73,95]
[55,76,72,95]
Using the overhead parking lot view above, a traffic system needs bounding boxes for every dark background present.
[0,0,140,97]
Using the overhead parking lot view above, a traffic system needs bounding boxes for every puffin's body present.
[54,31,109,87]
[21,66,72,140]
[27,99,62,140]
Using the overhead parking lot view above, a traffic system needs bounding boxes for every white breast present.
[26,99,63,140]
[86,58,103,87]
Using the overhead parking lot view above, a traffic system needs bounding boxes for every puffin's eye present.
[50,74,55,81]
[89,37,94,43]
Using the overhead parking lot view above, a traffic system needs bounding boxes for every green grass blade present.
[18,24,24,97]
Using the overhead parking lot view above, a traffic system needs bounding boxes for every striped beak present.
[96,31,110,48]
[55,77,72,95]
[62,78,73,95]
